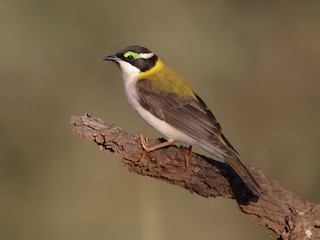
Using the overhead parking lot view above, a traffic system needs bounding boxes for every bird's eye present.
[124,51,140,60]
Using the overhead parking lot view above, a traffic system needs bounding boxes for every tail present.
[224,155,262,196]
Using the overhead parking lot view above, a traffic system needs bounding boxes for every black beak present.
[101,54,118,61]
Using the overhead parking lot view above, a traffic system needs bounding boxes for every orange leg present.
[183,146,192,171]
[138,134,175,163]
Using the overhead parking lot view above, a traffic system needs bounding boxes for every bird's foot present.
[139,134,149,163]
[183,145,192,171]
[138,134,175,163]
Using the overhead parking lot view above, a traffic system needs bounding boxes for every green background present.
[1,1,320,239]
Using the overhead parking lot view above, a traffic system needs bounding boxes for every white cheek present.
[118,61,141,81]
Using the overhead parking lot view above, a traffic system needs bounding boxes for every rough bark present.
[71,114,320,239]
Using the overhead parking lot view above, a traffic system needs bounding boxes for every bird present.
[102,45,262,196]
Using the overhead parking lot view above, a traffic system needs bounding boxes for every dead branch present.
[71,114,320,239]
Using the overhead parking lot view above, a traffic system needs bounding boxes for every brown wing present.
[136,79,262,195]
[136,79,238,154]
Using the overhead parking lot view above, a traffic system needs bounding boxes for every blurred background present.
[1,1,320,239]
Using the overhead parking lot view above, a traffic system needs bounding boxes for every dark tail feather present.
[224,155,262,196]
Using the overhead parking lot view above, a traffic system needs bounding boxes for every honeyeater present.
[102,45,262,195]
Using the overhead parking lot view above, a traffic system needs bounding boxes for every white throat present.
[117,60,141,83]
[116,60,141,118]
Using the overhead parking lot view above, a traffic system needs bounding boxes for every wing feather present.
[136,79,236,154]
[136,79,262,195]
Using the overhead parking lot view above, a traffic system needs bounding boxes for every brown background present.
[1,1,319,239]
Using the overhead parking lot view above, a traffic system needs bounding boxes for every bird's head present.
[102,45,158,79]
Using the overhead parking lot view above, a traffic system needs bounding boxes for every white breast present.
[118,61,197,144]
[117,60,225,160]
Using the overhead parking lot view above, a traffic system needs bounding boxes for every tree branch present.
[71,114,320,239]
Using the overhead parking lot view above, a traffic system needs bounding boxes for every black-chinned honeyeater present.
[102,45,262,196]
